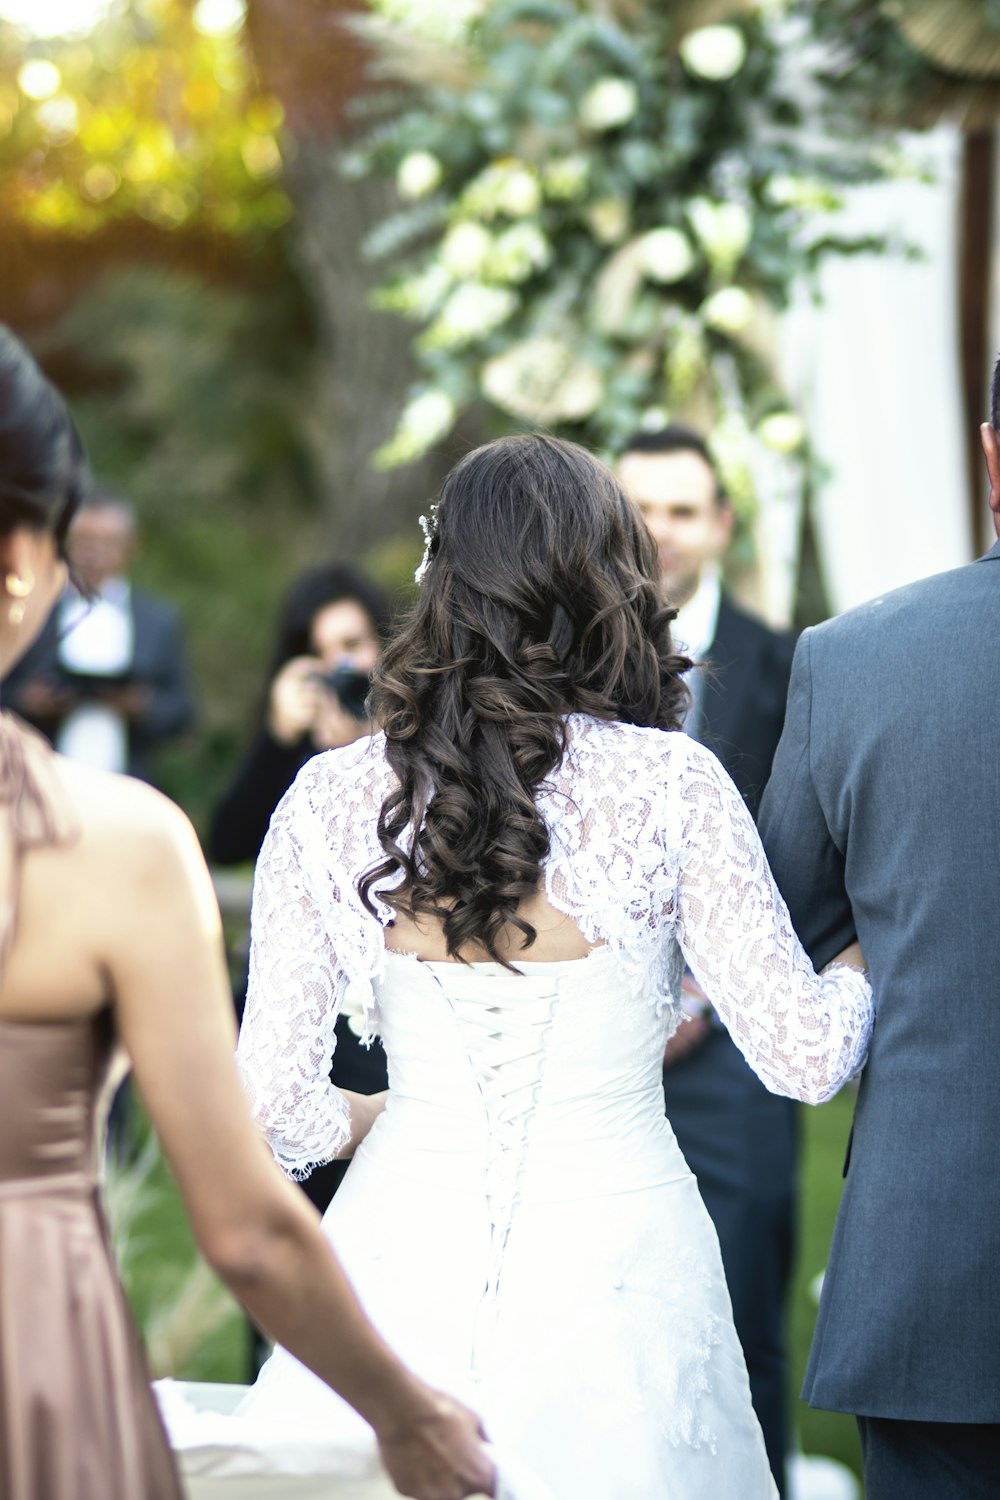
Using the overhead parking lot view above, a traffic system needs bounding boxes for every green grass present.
[118,1087,862,1477]
[790,1089,861,1478]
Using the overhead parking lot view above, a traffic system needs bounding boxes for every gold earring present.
[6,572,34,627]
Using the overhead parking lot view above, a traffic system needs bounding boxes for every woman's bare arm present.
[101,785,492,1499]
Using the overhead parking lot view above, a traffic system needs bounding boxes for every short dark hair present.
[620,422,728,505]
[991,354,1000,430]
[80,487,136,531]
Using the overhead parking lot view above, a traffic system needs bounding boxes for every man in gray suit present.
[757,394,1000,1497]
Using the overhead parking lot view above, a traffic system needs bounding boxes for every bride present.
[235,433,872,1498]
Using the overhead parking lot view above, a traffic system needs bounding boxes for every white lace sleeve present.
[670,739,873,1105]
[236,769,352,1179]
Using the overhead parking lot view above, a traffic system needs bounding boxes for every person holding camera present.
[209,562,389,868]
[209,561,392,1214]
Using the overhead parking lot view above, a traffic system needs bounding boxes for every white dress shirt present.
[56,579,134,773]
[671,568,721,741]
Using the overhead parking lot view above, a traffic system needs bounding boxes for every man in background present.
[619,424,796,1496]
[4,491,195,784]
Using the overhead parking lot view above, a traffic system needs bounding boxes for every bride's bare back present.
[385,891,596,965]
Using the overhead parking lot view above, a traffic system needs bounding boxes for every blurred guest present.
[209,561,391,1212]
[3,492,195,784]
[209,562,389,866]
[619,424,796,1497]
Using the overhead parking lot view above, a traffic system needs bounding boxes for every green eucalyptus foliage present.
[346,0,908,522]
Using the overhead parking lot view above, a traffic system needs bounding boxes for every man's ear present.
[979,425,1000,535]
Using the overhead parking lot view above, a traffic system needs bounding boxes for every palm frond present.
[892,0,1000,80]
[343,15,481,91]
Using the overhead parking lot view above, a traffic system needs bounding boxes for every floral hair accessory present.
[414,503,439,584]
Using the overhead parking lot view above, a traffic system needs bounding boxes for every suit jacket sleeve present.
[136,604,196,741]
[757,629,856,969]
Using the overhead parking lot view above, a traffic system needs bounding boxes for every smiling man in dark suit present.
[619,424,796,1496]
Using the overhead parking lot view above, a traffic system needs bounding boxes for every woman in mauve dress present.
[0,325,493,1500]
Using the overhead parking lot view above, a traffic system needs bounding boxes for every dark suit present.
[2,588,195,783]
[665,593,796,1495]
[758,541,1000,1498]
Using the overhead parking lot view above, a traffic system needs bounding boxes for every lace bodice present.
[238,715,873,1178]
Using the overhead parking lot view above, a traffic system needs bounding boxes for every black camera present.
[309,663,372,721]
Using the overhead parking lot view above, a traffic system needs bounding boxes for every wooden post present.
[958,128,995,553]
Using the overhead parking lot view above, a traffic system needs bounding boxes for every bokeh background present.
[5,0,1000,1484]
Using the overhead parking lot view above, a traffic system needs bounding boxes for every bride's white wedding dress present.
[228,715,872,1499]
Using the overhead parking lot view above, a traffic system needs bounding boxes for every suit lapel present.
[699,595,756,751]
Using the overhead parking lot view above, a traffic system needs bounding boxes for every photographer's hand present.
[268,656,325,745]
[312,687,370,751]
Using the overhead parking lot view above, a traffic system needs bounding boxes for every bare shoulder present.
[54,757,200,877]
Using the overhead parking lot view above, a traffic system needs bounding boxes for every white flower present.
[374,389,457,469]
[421,283,518,349]
[487,223,552,283]
[701,286,755,335]
[498,166,542,217]
[637,227,696,283]
[542,154,590,201]
[679,25,747,82]
[396,150,443,200]
[400,389,456,440]
[462,161,542,219]
[585,197,630,245]
[440,221,494,278]
[482,337,604,423]
[686,198,752,275]
[579,76,639,132]
[757,411,806,453]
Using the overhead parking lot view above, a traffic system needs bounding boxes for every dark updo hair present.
[359,432,690,965]
[0,326,85,548]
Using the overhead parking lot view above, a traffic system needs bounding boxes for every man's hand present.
[663,1012,712,1069]
[664,971,714,1069]
[16,679,77,722]
[102,683,152,721]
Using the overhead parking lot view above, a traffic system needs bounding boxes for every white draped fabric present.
[777,125,975,616]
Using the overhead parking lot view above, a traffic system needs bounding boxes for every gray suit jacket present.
[758,539,1000,1422]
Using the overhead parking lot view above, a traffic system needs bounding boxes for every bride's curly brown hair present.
[359,433,690,964]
